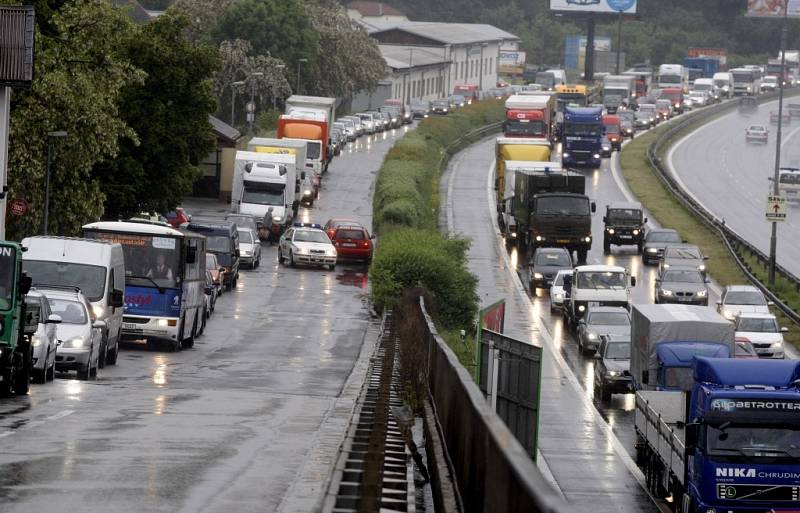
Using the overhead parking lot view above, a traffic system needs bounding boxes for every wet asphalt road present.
[670,96,800,277]
[0,125,412,513]
[442,133,705,512]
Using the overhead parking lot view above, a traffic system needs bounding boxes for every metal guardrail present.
[646,90,800,326]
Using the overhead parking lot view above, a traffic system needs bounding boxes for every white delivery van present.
[21,236,125,366]
[713,72,734,99]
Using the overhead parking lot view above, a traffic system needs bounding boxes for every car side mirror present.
[370,234,376,239]
[644,217,648,224]
[768,301,775,306]
[781,327,789,333]
[301,171,306,180]
[204,285,212,295]
[630,276,636,287]
[705,279,711,284]
[602,216,607,223]
[93,320,107,330]
[716,300,722,306]
[20,275,32,295]
[642,370,649,385]
[703,256,709,260]
[593,352,602,359]
[46,314,62,324]
[110,289,124,308]
[186,246,197,264]
[295,184,300,194]
[578,319,585,325]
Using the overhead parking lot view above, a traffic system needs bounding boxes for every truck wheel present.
[603,238,611,254]
[106,332,119,366]
[98,337,107,369]
[181,316,197,349]
[14,352,30,395]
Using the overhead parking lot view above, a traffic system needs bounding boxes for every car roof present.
[736,312,776,320]
[587,306,629,314]
[575,264,626,273]
[724,284,761,293]
[748,125,766,129]
[664,243,699,251]
[35,287,84,302]
[607,201,642,210]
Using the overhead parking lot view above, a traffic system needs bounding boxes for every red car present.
[166,207,191,229]
[331,225,374,262]
[324,217,363,239]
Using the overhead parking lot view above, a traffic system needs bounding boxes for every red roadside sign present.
[8,199,28,216]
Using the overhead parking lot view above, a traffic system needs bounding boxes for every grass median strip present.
[619,121,800,349]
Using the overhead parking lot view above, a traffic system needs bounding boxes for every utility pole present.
[296,58,308,94]
[769,2,790,285]
[248,72,264,136]
[0,88,9,241]
[231,80,245,126]
[615,10,623,74]
[584,14,596,82]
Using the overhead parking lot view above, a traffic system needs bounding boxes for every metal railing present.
[646,90,800,325]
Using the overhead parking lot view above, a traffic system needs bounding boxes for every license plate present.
[557,239,570,244]
[342,243,356,247]
[123,323,138,330]
[620,235,632,239]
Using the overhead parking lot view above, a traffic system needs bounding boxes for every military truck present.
[603,201,647,254]
[0,241,34,396]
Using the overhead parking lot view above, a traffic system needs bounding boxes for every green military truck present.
[0,241,33,396]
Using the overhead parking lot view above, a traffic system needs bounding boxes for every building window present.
[489,57,493,74]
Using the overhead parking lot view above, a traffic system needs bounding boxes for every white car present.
[237,227,261,269]
[278,223,337,270]
[549,270,571,313]
[717,285,772,321]
[745,124,769,144]
[24,291,60,383]
[688,91,708,107]
[44,287,104,380]
[735,312,787,359]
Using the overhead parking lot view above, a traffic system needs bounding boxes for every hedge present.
[369,100,504,330]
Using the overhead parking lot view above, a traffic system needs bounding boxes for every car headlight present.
[578,305,586,312]
[698,264,706,272]
[273,216,283,223]
[632,229,640,236]
[663,263,670,269]
[555,293,563,300]
[608,228,615,234]
[303,189,312,196]
[66,337,84,348]
[562,152,570,159]
[297,247,308,255]
[607,370,620,377]
[93,305,105,318]
[534,273,544,280]
[327,250,337,257]
[535,235,544,242]
[722,309,734,320]
[661,289,673,296]
[603,145,610,151]
[772,341,784,348]
[584,236,592,243]
[593,154,601,159]
[443,108,448,112]
[697,290,708,298]
[587,332,597,341]
[647,248,658,253]
[32,336,43,348]
[241,250,251,257]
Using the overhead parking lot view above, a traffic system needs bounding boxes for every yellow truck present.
[495,137,552,241]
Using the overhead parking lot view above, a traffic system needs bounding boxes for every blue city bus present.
[82,221,206,351]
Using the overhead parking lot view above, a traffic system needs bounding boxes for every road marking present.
[480,159,655,500]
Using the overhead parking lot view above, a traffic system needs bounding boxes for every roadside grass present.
[619,118,800,350]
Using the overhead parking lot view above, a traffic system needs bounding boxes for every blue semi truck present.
[683,57,720,80]
[636,357,800,513]
[561,105,603,169]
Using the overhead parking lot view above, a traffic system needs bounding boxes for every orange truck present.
[602,115,622,151]
[279,95,336,175]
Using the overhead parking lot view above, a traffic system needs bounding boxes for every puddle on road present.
[335,269,368,289]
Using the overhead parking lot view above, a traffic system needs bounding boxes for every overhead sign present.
[551,0,637,14]
[766,195,788,222]
[688,47,728,66]
[747,0,800,17]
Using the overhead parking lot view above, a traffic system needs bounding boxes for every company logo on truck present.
[716,468,756,478]
[711,398,800,412]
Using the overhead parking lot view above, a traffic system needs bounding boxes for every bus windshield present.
[84,231,180,289]
[0,248,14,311]
[23,261,106,302]
[660,75,682,84]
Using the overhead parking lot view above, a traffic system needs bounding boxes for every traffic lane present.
[0,126,407,513]
[445,137,659,512]
[670,100,800,277]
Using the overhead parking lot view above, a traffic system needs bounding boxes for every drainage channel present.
[321,313,416,513]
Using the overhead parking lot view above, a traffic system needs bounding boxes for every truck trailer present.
[503,94,555,141]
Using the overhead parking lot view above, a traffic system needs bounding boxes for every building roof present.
[369,21,519,45]
[112,0,151,24]
[347,1,405,17]
[379,45,450,70]
[209,115,243,145]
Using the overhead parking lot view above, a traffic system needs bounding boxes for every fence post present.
[490,347,500,412]
[486,337,495,407]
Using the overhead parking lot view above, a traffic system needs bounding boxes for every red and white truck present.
[279,95,336,175]
[502,94,555,143]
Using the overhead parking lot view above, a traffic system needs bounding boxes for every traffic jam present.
[0,94,400,394]
[498,62,800,511]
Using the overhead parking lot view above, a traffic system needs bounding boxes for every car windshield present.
[608,208,641,222]
[605,124,620,134]
[576,271,626,289]
[664,367,694,389]
[656,101,671,109]
[639,106,656,114]
[242,186,284,206]
[605,341,630,359]
[780,173,800,184]
[23,261,106,302]
[694,84,712,91]
[553,273,566,286]
[433,101,448,107]
[0,249,15,310]
[725,291,767,305]
[47,298,87,325]
[737,317,779,333]
[294,231,330,244]
[207,235,231,253]
[660,75,681,84]
[237,230,254,244]
[714,80,728,88]
[205,254,219,270]
[706,425,800,459]
[565,123,602,137]
[665,247,702,259]
[336,229,365,240]
[588,312,629,325]
[537,196,590,215]
[307,141,322,160]
[663,270,704,283]
[535,252,571,266]
[647,231,681,243]
[749,126,766,132]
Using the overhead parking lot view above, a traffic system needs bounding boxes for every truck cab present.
[0,242,34,395]
[562,106,603,169]
[603,201,647,254]
[563,264,634,329]
[602,115,623,151]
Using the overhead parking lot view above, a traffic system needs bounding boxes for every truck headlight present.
[608,228,615,234]
[578,305,586,312]
[534,273,543,279]
[535,236,544,242]
[562,152,570,159]
[647,248,658,253]
[584,236,592,243]
[722,309,734,320]
[632,229,640,236]
[93,305,105,318]
[607,370,620,377]
[157,319,169,327]
[602,145,610,152]
[697,290,708,298]
[273,216,283,223]
[661,289,673,296]
[593,154,601,159]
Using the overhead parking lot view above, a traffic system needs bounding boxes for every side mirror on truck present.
[630,276,636,287]
[684,423,699,454]
[641,370,649,385]
[591,202,597,213]
[110,289,124,308]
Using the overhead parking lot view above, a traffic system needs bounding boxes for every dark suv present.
[593,334,633,402]
[603,201,646,254]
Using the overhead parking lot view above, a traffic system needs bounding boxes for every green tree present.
[93,11,220,219]
[6,0,141,239]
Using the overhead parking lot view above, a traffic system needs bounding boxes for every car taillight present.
[361,241,370,248]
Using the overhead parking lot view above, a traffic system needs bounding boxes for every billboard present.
[498,50,527,75]
[688,47,728,66]
[746,0,800,17]
[551,0,636,14]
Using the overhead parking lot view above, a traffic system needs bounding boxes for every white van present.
[547,69,567,88]
[713,72,734,99]
[21,237,125,366]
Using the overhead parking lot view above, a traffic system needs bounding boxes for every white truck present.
[629,304,734,392]
[281,95,337,174]
[658,64,688,91]
[562,264,635,329]
[231,151,301,233]
[602,75,636,111]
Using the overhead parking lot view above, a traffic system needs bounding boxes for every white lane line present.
[483,160,654,498]
[48,409,74,421]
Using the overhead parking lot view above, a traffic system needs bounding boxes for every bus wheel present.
[182,316,197,349]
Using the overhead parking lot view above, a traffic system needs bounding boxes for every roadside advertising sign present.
[688,47,728,66]
[550,0,637,14]
[474,299,506,380]
[746,0,800,17]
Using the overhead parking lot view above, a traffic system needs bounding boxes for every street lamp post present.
[273,64,286,109]
[769,2,790,285]
[296,58,308,94]
[43,130,67,235]
[248,71,264,135]
[615,10,624,74]
[231,80,245,126]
